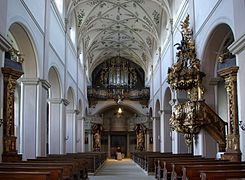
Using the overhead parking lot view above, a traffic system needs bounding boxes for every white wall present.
[0,0,87,160]
[49,5,65,64]
[23,0,45,31]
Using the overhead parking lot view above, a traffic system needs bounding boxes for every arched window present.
[68,11,77,46]
[79,53,83,66]
[70,27,76,44]
[54,0,63,14]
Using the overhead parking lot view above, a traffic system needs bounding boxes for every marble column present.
[76,116,85,152]
[36,80,50,157]
[88,130,92,152]
[153,117,160,152]
[66,109,77,153]
[19,78,39,160]
[48,98,69,154]
[159,110,164,152]
[160,110,172,153]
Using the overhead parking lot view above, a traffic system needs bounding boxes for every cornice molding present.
[229,33,245,55]
[0,34,11,52]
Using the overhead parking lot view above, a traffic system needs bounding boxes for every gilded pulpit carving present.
[167,15,227,150]
[2,53,23,161]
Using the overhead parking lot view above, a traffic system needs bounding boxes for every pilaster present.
[218,66,241,161]
[1,67,23,162]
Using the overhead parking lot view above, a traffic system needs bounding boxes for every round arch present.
[8,22,38,78]
[48,66,62,98]
[67,87,75,110]
[154,99,161,118]
[7,22,39,160]
[89,101,147,116]
[202,23,234,119]
[163,87,172,152]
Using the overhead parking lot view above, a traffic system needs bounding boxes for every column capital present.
[218,66,239,78]
[169,99,176,106]
[48,98,70,106]
[158,110,164,115]
[62,98,70,106]
[18,78,40,85]
[77,116,84,121]
[40,79,51,90]
[66,109,76,114]
[18,78,51,90]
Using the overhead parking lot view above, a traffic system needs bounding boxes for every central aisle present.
[89,159,155,180]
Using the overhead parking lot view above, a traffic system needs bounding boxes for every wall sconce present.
[0,108,3,127]
[239,121,245,131]
[65,135,69,141]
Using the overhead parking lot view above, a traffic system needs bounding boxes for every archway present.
[153,100,161,152]
[66,87,76,153]
[48,67,62,154]
[8,23,38,160]
[76,99,83,152]
[201,23,235,157]
[162,88,172,152]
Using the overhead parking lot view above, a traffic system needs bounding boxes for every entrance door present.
[111,135,127,158]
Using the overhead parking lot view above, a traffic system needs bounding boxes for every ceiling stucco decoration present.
[66,0,171,76]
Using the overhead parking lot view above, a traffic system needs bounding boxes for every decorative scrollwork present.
[167,15,204,92]
[167,15,226,147]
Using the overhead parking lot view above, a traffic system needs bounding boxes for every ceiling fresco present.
[67,0,170,75]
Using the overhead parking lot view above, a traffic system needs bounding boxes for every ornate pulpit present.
[1,51,23,162]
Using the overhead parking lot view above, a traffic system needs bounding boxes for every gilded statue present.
[92,124,103,151]
[135,124,146,151]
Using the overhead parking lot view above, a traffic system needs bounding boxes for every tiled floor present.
[89,159,155,180]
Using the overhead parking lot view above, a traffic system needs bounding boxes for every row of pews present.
[0,152,107,180]
[131,151,245,180]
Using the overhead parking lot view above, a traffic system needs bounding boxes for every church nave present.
[89,159,155,180]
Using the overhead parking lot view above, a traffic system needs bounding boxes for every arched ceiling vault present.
[66,0,171,77]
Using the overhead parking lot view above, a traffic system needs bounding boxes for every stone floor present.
[89,159,155,180]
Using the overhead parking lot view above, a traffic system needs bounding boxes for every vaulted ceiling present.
[66,0,171,78]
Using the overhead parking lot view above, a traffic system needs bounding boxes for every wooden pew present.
[0,165,63,180]
[200,169,245,180]
[0,171,51,180]
[36,156,87,179]
[66,152,106,174]
[27,159,78,179]
[2,162,74,180]
[170,159,231,179]
[182,162,245,180]
[155,156,206,179]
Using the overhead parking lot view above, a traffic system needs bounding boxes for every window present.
[70,27,76,45]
